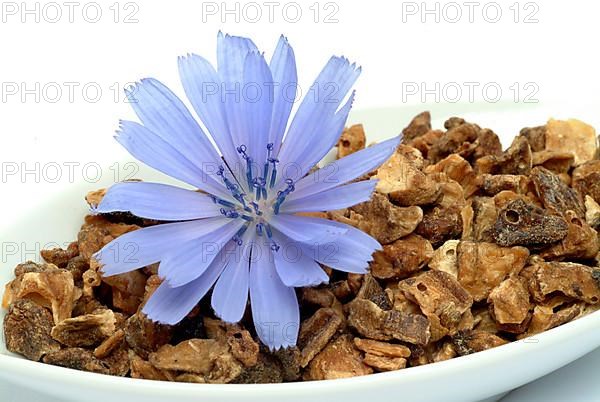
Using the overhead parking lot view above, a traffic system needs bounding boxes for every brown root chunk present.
[545,118,597,166]
[424,154,479,198]
[399,270,472,340]
[3,266,76,324]
[41,242,79,268]
[124,313,172,359]
[522,261,600,304]
[374,145,441,206]
[452,330,508,356]
[353,338,411,358]
[479,174,530,196]
[457,241,529,302]
[488,277,531,326]
[3,299,61,360]
[298,308,343,368]
[492,198,569,247]
[572,160,600,204]
[476,136,532,176]
[532,150,574,174]
[402,111,432,142]
[337,124,366,158]
[51,309,116,347]
[540,210,599,260]
[346,298,430,345]
[304,335,373,381]
[362,354,407,372]
[428,240,459,279]
[519,125,546,152]
[531,166,585,218]
[349,192,423,244]
[370,234,433,280]
[150,339,242,383]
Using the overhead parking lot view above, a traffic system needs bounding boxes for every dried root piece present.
[337,124,366,158]
[521,261,600,304]
[346,298,430,345]
[428,240,459,279]
[519,297,584,338]
[428,121,480,163]
[532,150,574,174]
[3,266,77,324]
[492,198,569,247]
[149,339,242,383]
[476,136,532,176]
[349,192,423,244]
[353,338,411,358]
[457,241,529,302]
[425,154,479,197]
[304,335,373,381]
[124,313,172,359]
[479,174,529,196]
[572,160,600,204]
[370,235,433,280]
[130,353,174,381]
[399,270,472,340]
[298,308,343,368]
[402,111,431,142]
[41,242,79,268]
[545,118,597,166]
[452,330,508,356]
[519,125,546,152]
[540,210,599,260]
[374,145,441,206]
[585,195,600,229]
[3,299,61,361]
[356,274,391,310]
[530,166,585,218]
[51,309,116,347]
[362,353,407,372]
[43,346,129,376]
[462,197,498,242]
[488,277,531,328]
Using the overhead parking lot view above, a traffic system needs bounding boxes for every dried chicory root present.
[3,113,600,382]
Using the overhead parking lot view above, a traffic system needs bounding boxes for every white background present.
[1,1,599,401]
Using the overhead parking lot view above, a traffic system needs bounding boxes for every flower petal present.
[126,78,223,170]
[268,35,297,155]
[217,32,258,84]
[159,219,245,287]
[279,180,377,214]
[115,120,232,200]
[95,218,231,276]
[142,241,235,325]
[95,182,222,221]
[276,56,361,181]
[268,213,347,244]
[211,231,252,323]
[238,51,274,166]
[178,53,239,165]
[270,231,328,287]
[306,221,381,274]
[290,136,401,200]
[249,240,299,350]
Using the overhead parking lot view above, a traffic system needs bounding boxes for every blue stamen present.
[256,223,264,236]
[218,199,236,208]
[241,214,254,222]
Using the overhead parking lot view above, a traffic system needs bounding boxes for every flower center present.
[211,143,295,251]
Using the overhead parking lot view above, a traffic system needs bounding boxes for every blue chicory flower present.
[94,32,400,350]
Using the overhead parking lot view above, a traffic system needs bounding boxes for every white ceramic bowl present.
[2,105,600,402]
